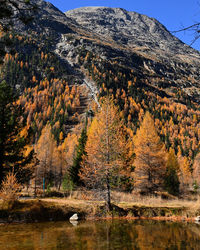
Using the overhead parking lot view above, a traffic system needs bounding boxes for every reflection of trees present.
[1,221,200,249]
[104,220,139,249]
[135,221,200,250]
[73,220,139,249]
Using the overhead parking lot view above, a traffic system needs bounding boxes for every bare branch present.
[190,33,200,45]
[171,23,200,34]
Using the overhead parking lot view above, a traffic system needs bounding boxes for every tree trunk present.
[34,179,36,198]
[106,175,112,211]
[58,161,63,191]
[58,173,62,191]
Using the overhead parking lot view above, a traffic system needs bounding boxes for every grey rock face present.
[65,7,200,62]
[9,1,200,101]
[64,6,200,101]
[10,0,74,36]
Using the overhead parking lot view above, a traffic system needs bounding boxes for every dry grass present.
[111,191,200,211]
[40,190,200,212]
[1,190,200,221]
[42,198,105,218]
[40,189,200,207]
[6,188,200,216]
[42,197,97,206]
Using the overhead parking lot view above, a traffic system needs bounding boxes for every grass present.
[1,190,200,222]
[39,190,200,218]
[24,189,200,211]
[111,191,200,214]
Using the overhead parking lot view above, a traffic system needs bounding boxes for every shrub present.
[62,173,74,197]
[0,172,21,205]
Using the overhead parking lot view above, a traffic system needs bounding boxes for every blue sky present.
[48,0,200,50]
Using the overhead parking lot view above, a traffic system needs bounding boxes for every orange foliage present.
[134,112,166,193]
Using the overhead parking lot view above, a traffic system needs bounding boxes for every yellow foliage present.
[134,112,166,193]
[80,97,133,190]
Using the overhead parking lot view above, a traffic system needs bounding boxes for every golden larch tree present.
[192,153,200,189]
[134,112,166,193]
[80,97,132,210]
[179,156,192,192]
[57,133,78,189]
[35,124,58,188]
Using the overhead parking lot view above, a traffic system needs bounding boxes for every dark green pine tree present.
[69,121,88,186]
[0,80,34,184]
[164,148,180,196]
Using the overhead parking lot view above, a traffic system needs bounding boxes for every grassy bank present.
[1,194,200,223]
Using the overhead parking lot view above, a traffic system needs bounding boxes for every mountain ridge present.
[3,1,200,103]
[65,7,199,59]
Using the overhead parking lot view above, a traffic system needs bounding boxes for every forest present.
[1,24,200,210]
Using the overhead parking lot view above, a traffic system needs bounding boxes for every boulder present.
[69,213,78,221]
[195,216,200,222]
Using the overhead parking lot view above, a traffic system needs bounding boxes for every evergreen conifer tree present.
[0,80,34,184]
[69,121,88,186]
[164,148,180,196]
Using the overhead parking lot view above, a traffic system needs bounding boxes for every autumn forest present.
[1,7,200,209]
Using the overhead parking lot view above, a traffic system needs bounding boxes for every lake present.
[0,219,200,249]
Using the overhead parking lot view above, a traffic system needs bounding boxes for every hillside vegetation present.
[1,1,200,206]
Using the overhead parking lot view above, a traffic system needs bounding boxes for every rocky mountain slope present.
[64,7,200,102]
[8,1,200,102]
[66,7,198,59]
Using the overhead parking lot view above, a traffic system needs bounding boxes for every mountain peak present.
[65,6,199,61]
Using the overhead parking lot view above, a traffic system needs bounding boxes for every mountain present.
[9,0,72,34]
[64,7,200,102]
[1,0,200,165]
[9,2,200,102]
[66,6,197,58]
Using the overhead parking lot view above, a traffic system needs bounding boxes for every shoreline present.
[0,215,197,226]
[0,198,199,224]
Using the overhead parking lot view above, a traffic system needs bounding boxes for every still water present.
[0,219,200,249]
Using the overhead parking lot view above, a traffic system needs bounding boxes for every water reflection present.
[69,220,78,227]
[0,220,200,249]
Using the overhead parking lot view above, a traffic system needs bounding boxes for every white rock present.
[69,213,78,221]
[195,216,200,222]
[70,220,78,226]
